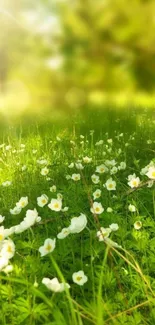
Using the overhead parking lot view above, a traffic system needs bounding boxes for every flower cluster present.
[10,197,28,215]
[42,269,88,292]
[0,132,154,299]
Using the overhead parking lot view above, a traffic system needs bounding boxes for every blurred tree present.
[0,0,155,107]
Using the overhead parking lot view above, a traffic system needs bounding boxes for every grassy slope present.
[0,106,155,325]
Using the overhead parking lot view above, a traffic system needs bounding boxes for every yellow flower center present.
[152,171,155,177]
[133,180,138,186]
[0,234,4,241]
[136,222,141,227]
[7,245,13,253]
[54,203,59,209]
[95,207,100,212]
[108,184,113,188]
[46,244,52,251]
[42,199,46,204]
[76,276,82,281]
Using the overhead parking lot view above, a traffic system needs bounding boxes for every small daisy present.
[3,264,14,274]
[107,139,113,144]
[134,221,142,230]
[128,174,140,188]
[146,167,155,180]
[72,270,88,286]
[42,277,70,292]
[2,181,12,187]
[75,163,84,170]
[105,178,116,191]
[16,197,28,209]
[5,145,12,151]
[110,166,118,175]
[71,174,81,181]
[21,165,27,171]
[91,174,100,184]
[62,206,69,212]
[95,140,103,146]
[68,163,74,168]
[118,162,126,170]
[147,180,154,188]
[39,238,56,257]
[96,164,108,174]
[128,204,136,212]
[57,193,63,200]
[37,194,49,207]
[41,167,49,176]
[57,228,70,239]
[50,185,57,192]
[93,189,101,200]
[106,207,113,213]
[69,213,87,233]
[10,207,22,215]
[109,223,119,231]
[90,202,104,214]
[97,227,111,241]
[83,156,92,164]
[48,199,62,212]
[1,239,15,259]
[37,159,48,165]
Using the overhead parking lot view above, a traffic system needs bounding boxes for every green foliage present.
[0,0,155,111]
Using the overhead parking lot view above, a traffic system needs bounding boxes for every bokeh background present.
[0,0,155,120]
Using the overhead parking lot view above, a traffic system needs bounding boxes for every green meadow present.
[0,107,154,325]
[1,0,155,323]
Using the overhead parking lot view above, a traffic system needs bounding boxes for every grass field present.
[0,106,155,325]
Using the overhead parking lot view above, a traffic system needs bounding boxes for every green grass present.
[0,106,155,325]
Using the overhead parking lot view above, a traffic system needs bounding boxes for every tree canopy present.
[0,0,155,109]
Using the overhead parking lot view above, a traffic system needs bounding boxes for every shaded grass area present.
[1,104,154,139]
